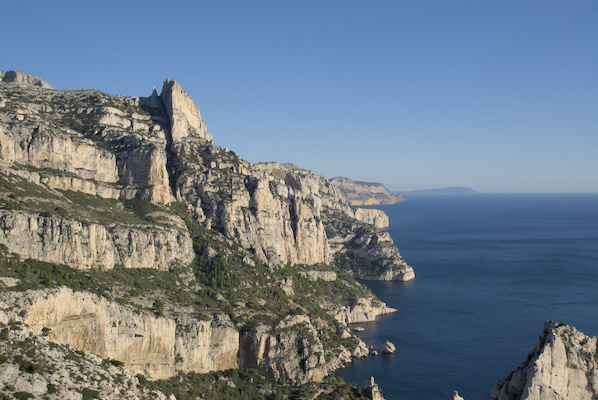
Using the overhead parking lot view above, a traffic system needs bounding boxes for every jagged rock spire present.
[160,79,213,144]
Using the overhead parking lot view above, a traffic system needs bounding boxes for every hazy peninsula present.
[394,186,478,196]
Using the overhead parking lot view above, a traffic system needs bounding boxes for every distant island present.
[392,186,478,195]
[331,177,405,206]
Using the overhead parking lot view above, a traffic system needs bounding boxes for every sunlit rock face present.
[491,321,598,400]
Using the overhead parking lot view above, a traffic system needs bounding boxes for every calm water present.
[336,193,598,400]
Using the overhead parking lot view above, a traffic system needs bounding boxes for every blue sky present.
[3,1,597,192]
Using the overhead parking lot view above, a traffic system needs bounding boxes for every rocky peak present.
[160,78,213,144]
[491,321,598,400]
[0,70,52,89]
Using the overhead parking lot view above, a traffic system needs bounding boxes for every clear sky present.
[3,1,597,192]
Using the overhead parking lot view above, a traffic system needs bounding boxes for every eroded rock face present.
[160,79,213,144]
[0,210,194,271]
[0,288,369,384]
[0,70,53,89]
[0,82,173,204]
[238,315,353,385]
[175,314,239,374]
[0,288,239,380]
[490,321,598,400]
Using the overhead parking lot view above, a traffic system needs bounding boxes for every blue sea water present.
[335,193,598,400]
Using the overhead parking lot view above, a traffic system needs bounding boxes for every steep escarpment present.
[490,321,598,400]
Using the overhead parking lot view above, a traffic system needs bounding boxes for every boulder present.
[382,340,396,354]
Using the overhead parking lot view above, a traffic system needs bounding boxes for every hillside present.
[0,71,412,398]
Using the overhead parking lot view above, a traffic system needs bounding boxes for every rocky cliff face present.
[330,177,403,206]
[0,210,194,271]
[0,287,373,386]
[0,71,413,281]
[491,321,598,400]
[0,71,52,89]
[0,71,407,398]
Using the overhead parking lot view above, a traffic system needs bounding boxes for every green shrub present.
[81,388,100,399]
[13,393,34,400]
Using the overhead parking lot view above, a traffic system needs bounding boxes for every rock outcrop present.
[449,391,465,400]
[490,321,598,400]
[335,297,397,325]
[160,78,213,144]
[0,210,194,271]
[238,315,347,385]
[381,340,396,354]
[0,70,52,89]
[330,177,403,206]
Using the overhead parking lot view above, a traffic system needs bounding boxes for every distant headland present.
[393,186,478,196]
[330,177,404,206]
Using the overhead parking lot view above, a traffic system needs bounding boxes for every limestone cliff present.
[0,71,413,281]
[0,287,370,385]
[330,177,404,206]
[0,71,408,397]
[490,321,598,400]
[0,210,194,271]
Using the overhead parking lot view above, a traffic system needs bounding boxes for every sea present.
[335,193,598,400]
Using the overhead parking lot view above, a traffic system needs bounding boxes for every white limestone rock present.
[0,210,194,271]
[0,70,52,88]
[0,288,242,380]
[491,321,598,400]
[449,391,465,400]
[160,78,213,143]
[335,297,397,325]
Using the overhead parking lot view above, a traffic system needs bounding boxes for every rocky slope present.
[0,71,407,398]
[330,177,404,206]
[490,321,598,400]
